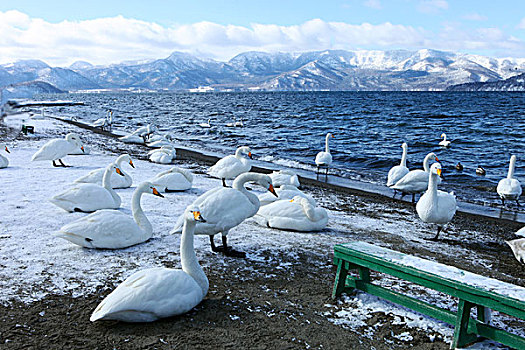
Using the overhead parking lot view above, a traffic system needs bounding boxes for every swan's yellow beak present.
[129,159,135,168]
[436,168,443,178]
[5,146,10,153]
[152,187,164,198]
[80,146,85,153]
[193,211,206,222]
[248,152,252,159]
[331,134,335,138]
[290,199,294,202]
[435,156,439,162]
[268,184,278,197]
[116,167,125,176]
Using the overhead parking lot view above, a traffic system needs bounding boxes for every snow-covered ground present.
[0,113,523,349]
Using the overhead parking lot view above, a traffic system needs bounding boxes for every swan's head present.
[66,133,82,145]
[430,163,444,179]
[256,175,278,197]
[138,182,165,198]
[510,155,517,163]
[327,133,334,139]
[426,152,439,162]
[237,146,252,158]
[401,142,407,149]
[441,133,446,138]
[185,205,206,223]
[109,163,126,177]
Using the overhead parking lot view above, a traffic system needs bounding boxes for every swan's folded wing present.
[74,168,104,183]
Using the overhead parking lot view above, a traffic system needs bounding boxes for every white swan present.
[387,142,409,188]
[416,163,457,240]
[56,182,164,249]
[439,133,451,147]
[147,139,172,148]
[391,152,440,202]
[516,226,525,238]
[132,124,156,141]
[255,195,328,232]
[68,144,91,155]
[151,167,193,192]
[269,170,300,188]
[506,238,525,263]
[258,185,316,207]
[90,206,207,322]
[149,145,176,164]
[74,154,135,189]
[31,133,84,167]
[497,155,522,206]
[225,117,236,127]
[0,144,10,168]
[199,118,211,128]
[50,163,124,212]
[119,133,145,144]
[171,172,277,257]
[315,133,334,179]
[208,146,252,187]
[234,117,244,127]
[91,110,112,131]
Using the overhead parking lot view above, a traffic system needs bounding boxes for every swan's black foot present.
[222,178,227,187]
[221,246,246,258]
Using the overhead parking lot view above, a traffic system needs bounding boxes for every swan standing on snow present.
[258,185,316,207]
[0,144,10,168]
[171,172,277,258]
[91,110,113,131]
[199,119,212,128]
[31,133,84,167]
[497,155,522,207]
[255,195,328,232]
[391,152,440,203]
[56,182,164,249]
[151,167,193,192]
[208,146,252,187]
[439,133,451,147]
[74,154,135,189]
[315,133,334,180]
[387,142,409,191]
[269,170,300,188]
[149,145,176,164]
[90,206,207,322]
[416,163,457,240]
[50,163,124,212]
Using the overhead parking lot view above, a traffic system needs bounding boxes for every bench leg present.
[332,260,349,299]
[452,300,479,349]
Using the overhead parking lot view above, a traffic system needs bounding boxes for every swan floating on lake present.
[387,142,409,189]
[151,167,193,192]
[439,133,451,147]
[391,152,440,202]
[56,182,164,249]
[90,206,207,322]
[416,163,457,240]
[199,119,211,128]
[258,185,316,207]
[50,163,124,212]
[208,146,252,187]
[0,144,10,168]
[31,133,84,167]
[268,170,300,188]
[149,145,176,164]
[315,133,334,180]
[74,154,135,189]
[171,172,277,258]
[255,195,328,232]
[497,155,522,207]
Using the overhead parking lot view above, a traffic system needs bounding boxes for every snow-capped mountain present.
[2,49,525,94]
[447,72,525,91]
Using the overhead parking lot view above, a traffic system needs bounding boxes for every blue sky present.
[1,0,525,65]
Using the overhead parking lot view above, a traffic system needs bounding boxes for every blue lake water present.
[46,91,524,206]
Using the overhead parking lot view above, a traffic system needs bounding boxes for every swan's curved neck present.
[102,167,121,206]
[131,188,152,235]
[427,171,439,199]
[442,134,447,141]
[400,146,407,167]
[325,134,331,153]
[181,219,208,297]
[423,154,433,172]
[508,157,517,179]
[235,148,244,158]
[233,174,261,209]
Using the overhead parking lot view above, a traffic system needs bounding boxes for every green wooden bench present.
[332,241,525,349]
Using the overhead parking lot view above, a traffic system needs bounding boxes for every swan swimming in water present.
[199,119,211,128]
[255,195,328,232]
[416,163,457,240]
[208,146,252,187]
[391,152,440,203]
[0,144,10,168]
[50,163,124,212]
[171,172,277,258]
[31,133,84,167]
[90,206,207,322]
[387,142,409,190]
[56,182,164,249]
[74,154,135,189]
[496,155,522,207]
[315,133,334,180]
[150,167,193,192]
[439,133,451,147]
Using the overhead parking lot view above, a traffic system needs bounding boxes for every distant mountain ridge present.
[2,49,525,95]
[446,72,525,91]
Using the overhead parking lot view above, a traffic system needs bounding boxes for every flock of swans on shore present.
[1,123,523,323]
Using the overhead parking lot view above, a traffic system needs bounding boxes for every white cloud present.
[417,0,448,14]
[463,13,487,21]
[0,10,524,66]
[364,0,382,10]
[518,17,525,29]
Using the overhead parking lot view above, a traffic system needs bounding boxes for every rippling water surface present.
[47,91,524,205]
